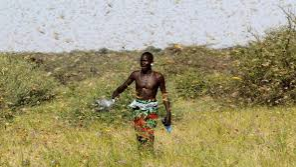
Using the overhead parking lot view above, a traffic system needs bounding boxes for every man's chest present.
[135,75,159,89]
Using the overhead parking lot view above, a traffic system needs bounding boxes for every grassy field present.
[0,97,295,166]
[0,46,295,166]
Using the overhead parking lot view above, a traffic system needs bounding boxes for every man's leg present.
[133,113,158,151]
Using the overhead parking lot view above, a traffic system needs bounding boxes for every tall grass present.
[0,97,295,166]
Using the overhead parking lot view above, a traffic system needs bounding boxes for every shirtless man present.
[111,52,171,148]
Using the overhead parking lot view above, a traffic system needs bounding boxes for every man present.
[111,52,171,149]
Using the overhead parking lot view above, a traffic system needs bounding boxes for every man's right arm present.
[159,74,171,126]
[111,72,136,99]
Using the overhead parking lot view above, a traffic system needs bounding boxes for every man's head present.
[140,52,154,72]
[141,52,154,62]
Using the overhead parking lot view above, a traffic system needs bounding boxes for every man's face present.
[140,55,153,71]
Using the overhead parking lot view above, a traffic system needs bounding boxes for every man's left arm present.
[159,74,171,126]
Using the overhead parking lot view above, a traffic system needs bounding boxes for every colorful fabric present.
[129,99,159,146]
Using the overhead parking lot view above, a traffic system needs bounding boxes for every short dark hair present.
[141,52,154,61]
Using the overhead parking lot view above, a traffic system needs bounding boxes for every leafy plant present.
[231,12,296,105]
[175,70,208,99]
[0,55,58,109]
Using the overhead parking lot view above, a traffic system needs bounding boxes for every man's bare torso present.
[132,70,162,100]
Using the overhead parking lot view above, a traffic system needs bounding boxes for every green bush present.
[175,70,209,99]
[0,55,58,109]
[175,69,240,105]
[144,46,162,53]
[231,23,296,105]
[206,73,243,105]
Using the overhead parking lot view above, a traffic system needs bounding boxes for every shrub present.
[175,70,209,99]
[98,48,109,54]
[0,55,58,109]
[175,69,240,105]
[144,46,162,53]
[206,73,242,105]
[231,22,296,105]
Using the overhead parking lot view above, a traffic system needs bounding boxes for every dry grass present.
[0,46,295,166]
[0,98,295,166]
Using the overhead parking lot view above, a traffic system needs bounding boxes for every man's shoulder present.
[131,70,141,74]
[130,70,141,77]
[152,71,164,78]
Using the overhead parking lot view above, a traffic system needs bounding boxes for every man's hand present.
[162,112,171,126]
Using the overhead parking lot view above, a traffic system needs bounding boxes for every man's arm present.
[111,72,135,99]
[159,74,171,126]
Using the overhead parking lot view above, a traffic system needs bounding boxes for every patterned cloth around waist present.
[129,99,158,119]
[128,99,158,111]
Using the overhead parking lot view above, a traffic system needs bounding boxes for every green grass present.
[0,45,295,166]
[0,95,295,166]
